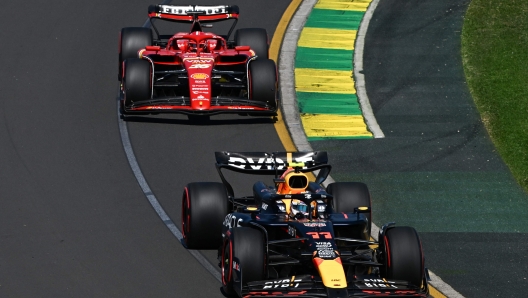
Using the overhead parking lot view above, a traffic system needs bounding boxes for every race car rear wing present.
[148,4,240,42]
[148,4,239,22]
[215,152,332,198]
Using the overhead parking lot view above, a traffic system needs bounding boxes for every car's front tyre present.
[123,58,151,107]
[221,227,266,297]
[380,226,425,288]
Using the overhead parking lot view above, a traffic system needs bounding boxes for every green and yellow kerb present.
[295,0,373,140]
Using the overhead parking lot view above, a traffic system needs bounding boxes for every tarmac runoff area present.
[281,0,528,297]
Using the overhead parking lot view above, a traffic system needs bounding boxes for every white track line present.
[354,0,384,138]
[278,0,463,297]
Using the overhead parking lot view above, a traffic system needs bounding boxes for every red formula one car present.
[118,4,277,118]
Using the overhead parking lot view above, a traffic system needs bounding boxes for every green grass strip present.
[462,0,528,191]
[305,8,364,30]
[295,47,353,71]
[297,92,361,115]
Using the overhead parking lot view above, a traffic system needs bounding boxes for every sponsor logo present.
[362,279,397,289]
[227,107,255,110]
[192,91,208,95]
[261,203,268,210]
[315,242,332,248]
[189,64,211,69]
[317,249,336,259]
[232,261,240,271]
[145,106,172,110]
[183,58,214,63]
[191,95,207,101]
[263,279,301,289]
[191,84,208,88]
[191,73,209,79]
[288,226,296,237]
[303,222,326,227]
[227,157,285,170]
[194,80,206,84]
[223,214,242,229]
[226,156,314,170]
[191,88,209,91]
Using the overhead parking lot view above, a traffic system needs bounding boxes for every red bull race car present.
[118,4,277,118]
[181,152,429,297]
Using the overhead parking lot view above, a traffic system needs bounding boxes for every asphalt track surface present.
[310,0,528,297]
[0,0,289,297]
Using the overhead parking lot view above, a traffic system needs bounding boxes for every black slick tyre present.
[234,28,269,59]
[123,58,151,106]
[381,226,424,288]
[327,182,372,238]
[181,182,229,249]
[248,59,277,110]
[221,227,265,297]
[119,27,152,79]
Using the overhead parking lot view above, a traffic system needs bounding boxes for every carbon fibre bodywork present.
[182,152,429,297]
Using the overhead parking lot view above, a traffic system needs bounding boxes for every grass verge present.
[462,0,528,191]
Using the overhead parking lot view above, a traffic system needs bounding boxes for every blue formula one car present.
[181,152,429,297]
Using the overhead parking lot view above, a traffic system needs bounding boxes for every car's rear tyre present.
[123,58,151,106]
[327,182,372,239]
[119,27,153,79]
[380,226,424,288]
[234,28,269,59]
[181,182,229,250]
[248,59,277,110]
[222,227,266,296]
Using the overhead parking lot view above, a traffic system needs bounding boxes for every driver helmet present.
[290,199,309,219]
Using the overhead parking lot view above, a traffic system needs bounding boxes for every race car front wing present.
[240,275,428,298]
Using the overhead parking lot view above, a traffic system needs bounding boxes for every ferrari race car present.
[118,4,277,118]
[181,152,429,297]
